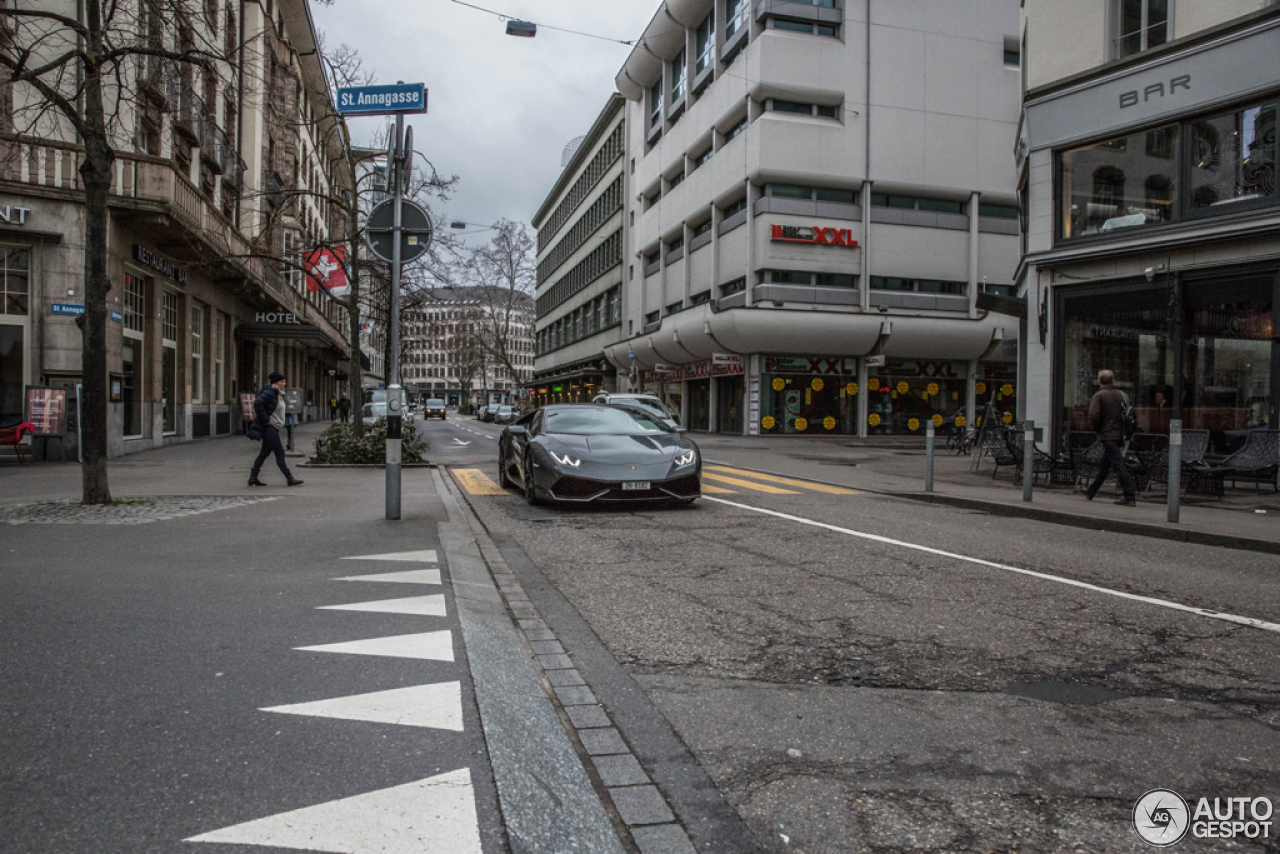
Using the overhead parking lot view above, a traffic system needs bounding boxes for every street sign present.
[367,199,433,263]
[337,83,427,116]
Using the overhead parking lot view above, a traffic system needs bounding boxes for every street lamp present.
[506,20,537,37]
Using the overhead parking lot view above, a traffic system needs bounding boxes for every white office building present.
[603,0,1024,436]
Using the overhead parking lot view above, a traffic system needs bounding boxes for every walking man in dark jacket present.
[249,372,304,488]
[1085,369,1135,505]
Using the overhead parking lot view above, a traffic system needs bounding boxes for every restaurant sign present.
[133,245,188,285]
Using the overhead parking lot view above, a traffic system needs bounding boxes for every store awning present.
[234,323,339,348]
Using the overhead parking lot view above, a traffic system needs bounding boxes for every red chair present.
[0,422,36,466]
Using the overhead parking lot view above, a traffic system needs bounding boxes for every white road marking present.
[297,631,455,661]
[319,595,447,617]
[704,496,1280,635]
[340,550,438,563]
[334,569,441,585]
[262,682,464,731]
[453,438,471,446]
[185,767,482,853]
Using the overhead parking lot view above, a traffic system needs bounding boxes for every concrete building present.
[531,95,626,406]
[1018,1,1279,452]
[599,0,1023,436]
[0,0,353,456]
[402,287,535,408]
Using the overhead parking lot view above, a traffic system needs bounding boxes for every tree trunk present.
[78,61,113,504]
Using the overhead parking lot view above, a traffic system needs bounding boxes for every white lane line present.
[703,496,1280,635]
[185,768,483,853]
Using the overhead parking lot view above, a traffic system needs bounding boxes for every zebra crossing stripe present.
[296,631,455,662]
[334,569,442,585]
[262,682,464,731]
[319,595,447,616]
[185,767,482,853]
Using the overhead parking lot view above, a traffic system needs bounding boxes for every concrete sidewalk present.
[696,433,1280,554]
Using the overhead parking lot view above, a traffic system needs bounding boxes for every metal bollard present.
[1022,420,1035,503]
[1167,419,1181,524]
[925,420,935,493]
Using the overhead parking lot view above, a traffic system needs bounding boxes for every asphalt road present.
[426,416,1280,854]
[1,464,506,854]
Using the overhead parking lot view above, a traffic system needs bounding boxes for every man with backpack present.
[1085,369,1136,506]
[248,372,304,488]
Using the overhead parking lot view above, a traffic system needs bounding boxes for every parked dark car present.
[424,398,447,420]
[497,404,701,506]
[493,405,516,424]
[480,404,502,422]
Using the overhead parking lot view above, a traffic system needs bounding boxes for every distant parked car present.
[424,398,447,420]
[481,404,502,422]
[361,402,387,424]
[493,405,516,424]
[591,392,681,428]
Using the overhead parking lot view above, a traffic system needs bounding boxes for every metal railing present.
[177,88,205,143]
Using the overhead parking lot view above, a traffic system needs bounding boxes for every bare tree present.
[0,0,222,503]
[467,219,535,391]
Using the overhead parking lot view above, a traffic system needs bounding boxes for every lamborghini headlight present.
[675,450,696,467]
[549,451,582,467]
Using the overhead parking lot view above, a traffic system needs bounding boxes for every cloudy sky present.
[311,0,659,237]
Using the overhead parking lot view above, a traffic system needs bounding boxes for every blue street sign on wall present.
[111,310,123,323]
[51,303,84,316]
[337,83,427,116]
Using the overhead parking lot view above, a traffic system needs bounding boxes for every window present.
[720,278,747,296]
[215,312,227,403]
[768,270,812,285]
[645,310,661,325]
[725,116,748,141]
[191,303,204,403]
[1114,0,1168,59]
[691,290,712,305]
[667,301,684,315]
[771,184,811,199]
[870,276,966,295]
[1059,124,1180,238]
[0,247,29,315]
[814,273,857,288]
[693,147,714,169]
[1003,35,1020,66]
[667,235,684,252]
[722,197,748,218]
[671,49,686,104]
[816,188,856,204]
[770,17,839,37]
[979,203,1018,219]
[725,0,748,39]
[669,170,685,189]
[692,219,713,237]
[1189,102,1276,212]
[696,10,715,74]
[771,100,813,115]
[871,194,964,214]
[650,78,663,129]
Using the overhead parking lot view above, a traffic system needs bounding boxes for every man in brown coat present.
[1085,369,1136,505]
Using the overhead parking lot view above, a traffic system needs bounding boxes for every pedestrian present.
[337,396,351,423]
[249,372,304,488]
[330,396,338,420]
[1084,369,1135,506]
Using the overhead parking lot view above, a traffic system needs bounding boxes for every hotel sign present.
[770,224,858,248]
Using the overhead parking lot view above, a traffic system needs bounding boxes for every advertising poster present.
[24,386,67,437]
[240,393,257,421]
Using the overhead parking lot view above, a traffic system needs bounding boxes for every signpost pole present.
[1022,420,1035,502]
[925,420,935,493]
[386,111,405,521]
[1167,419,1182,524]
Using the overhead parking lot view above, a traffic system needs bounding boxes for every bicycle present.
[947,426,978,456]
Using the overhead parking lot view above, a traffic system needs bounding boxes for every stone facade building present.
[0,0,354,457]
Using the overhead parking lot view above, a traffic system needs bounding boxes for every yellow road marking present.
[453,469,508,496]
[699,483,736,494]
[707,466,859,495]
[701,473,801,495]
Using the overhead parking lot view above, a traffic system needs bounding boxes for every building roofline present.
[531,93,625,228]
[1025,6,1280,102]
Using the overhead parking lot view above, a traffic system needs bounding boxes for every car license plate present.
[621,481,651,491]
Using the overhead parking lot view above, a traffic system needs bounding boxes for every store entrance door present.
[0,323,24,426]
[716,375,744,434]
[687,379,710,431]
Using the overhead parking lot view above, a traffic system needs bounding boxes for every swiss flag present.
[305,246,350,297]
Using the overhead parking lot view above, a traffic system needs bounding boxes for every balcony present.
[201,122,228,174]
[140,57,179,109]
[176,88,205,144]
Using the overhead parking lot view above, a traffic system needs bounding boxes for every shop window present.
[0,248,29,316]
[1188,102,1276,213]
[760,356,859,435]
[1058,124,1180,239]
[867,360,967,436]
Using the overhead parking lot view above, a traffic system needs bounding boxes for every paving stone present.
[592,753,649,787]
[523,628,557,642]
[608,785,675,826]
[545,669,585,687]
[0,496,278,525]
[517,618,548,631]
[631,824,697,854]
[578,727,628,756]
[565,704,612,729]
[528,640,565,655]
[509,605,538,618]
[553,685,597,706]
[537,653,574,670]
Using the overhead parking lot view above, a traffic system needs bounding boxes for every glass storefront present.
[977,363,1019,428]
[687,379,710,431]
[0,324,23,426]
[760,356,858,434]
[716,375,744,434]
[867,359,967,435]
[1058,276,1273,454]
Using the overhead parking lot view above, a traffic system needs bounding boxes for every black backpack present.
[1120,392,1138,438]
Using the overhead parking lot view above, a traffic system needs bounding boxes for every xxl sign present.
[770,224,858,248]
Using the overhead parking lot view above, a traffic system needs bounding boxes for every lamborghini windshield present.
[543,406,672,435]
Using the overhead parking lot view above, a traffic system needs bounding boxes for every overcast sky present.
[311,0,658,239]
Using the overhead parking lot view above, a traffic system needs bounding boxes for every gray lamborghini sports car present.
[497,404,701,504]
